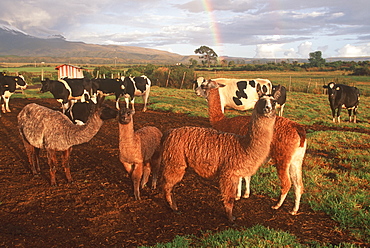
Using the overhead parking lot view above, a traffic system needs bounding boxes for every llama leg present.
[236,177,243,200]
[34,147,41,173]
[243,176,251,198]
[272,162,291,210]
[61,147,73,183]
[288,144,305,215]
[150,151,161,189]
[47,149,58,186]
[23,140,39,175]
[131,162,144,200]
[219,176,239,222]
[141,161,151,188]
[162,164,187,212]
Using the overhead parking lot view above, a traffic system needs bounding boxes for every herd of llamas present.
[16,76,308,222]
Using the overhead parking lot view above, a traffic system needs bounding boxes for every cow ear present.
[273,86,281,100]
[217,82,226,88]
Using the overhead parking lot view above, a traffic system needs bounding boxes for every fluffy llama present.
[161,95,277,222]
[201,79,306,215]
[118,107,162,200]
[17,96,117,185]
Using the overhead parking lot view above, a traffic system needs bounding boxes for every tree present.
[308,51,326,67]
[194,45,218,67]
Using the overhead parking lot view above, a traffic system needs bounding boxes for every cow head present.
[323,82,339,99]
[40,78,51,93]
[16,75,27,90]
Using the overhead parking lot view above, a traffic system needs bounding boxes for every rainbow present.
[201,0,222,48]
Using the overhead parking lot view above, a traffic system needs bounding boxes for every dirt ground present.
[0,98,368,247]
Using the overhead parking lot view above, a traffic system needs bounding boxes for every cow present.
[194,77,272,113]
[92,78,125,110]
[0,73,27,114]
[323,82,360,123]
[40,78,94,113]
[272,84,287,116]
[65,100,95,125]
[121,75,151,112]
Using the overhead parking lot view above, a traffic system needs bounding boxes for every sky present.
[0,0,369,59]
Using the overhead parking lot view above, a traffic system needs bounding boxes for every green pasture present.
[13,83,370,247]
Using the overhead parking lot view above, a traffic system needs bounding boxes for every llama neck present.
[208,88,226,125]
[240,112,276,175]
[119,119,136,147]
[68,112,104,145]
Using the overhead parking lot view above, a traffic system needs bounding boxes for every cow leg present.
[142,92,149,112]
[130,98,135,111]
[115,97,120,110]
[4,96,10,112]
[124,97,130,109]
[336,107,342,123]
[61,147,73,183]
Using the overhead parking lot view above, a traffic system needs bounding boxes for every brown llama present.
[200,79,306,215]
[118,107,162,200]
[161,95,277,222]
[17,96,117,185]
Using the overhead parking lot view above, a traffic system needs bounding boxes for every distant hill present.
[0,26,194,64]
[0,26,369,65]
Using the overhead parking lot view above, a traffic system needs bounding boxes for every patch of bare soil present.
[0,98,368,247]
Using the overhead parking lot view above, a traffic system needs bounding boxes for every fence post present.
[180,71,186,89]
[166,70,171,87]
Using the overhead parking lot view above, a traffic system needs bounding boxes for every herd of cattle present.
[0,72,361,123]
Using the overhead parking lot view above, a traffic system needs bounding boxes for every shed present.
[55,64,84,79]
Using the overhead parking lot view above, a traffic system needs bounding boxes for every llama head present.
[118,107,135,125]
[195,79,225,99]
[254,95,276,117]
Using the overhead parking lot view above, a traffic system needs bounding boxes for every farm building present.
[55,64,84,79]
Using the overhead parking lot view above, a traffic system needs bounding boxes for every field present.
[0,70,369,247]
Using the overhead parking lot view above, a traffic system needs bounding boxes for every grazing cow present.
[323,82,360,123]
[40,78,93,113]
[272,84,287,116]
[0,73,27,113]
[194,77,272,112]
[65,100,95,125]
[121,76,151,112]
[93,78,125,110]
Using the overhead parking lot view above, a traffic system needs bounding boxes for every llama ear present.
[273,86,282,100]
[97,95,105,108]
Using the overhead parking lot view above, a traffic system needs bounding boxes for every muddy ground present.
[0,98,368,247]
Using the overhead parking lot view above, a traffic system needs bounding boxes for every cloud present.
[336,43,370,57]
[297,41,313,58]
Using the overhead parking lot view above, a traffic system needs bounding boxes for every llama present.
[118,107,162,200]
[17,96,117,185]
[161,95,277,222]
[201,79,306,215]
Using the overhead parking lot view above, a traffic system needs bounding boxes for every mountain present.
[0,26,194,64]
[1,26,369,64]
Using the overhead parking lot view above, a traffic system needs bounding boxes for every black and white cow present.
[0,73,27,114]
[194,77,272,112]
[323,82,360,123]
[65,100,95,125]
[40,78,94,113]
[272,84,287,116]
[92,78,125,110]
[121,75,151,112]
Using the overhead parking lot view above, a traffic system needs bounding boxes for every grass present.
[12,72,370,247]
